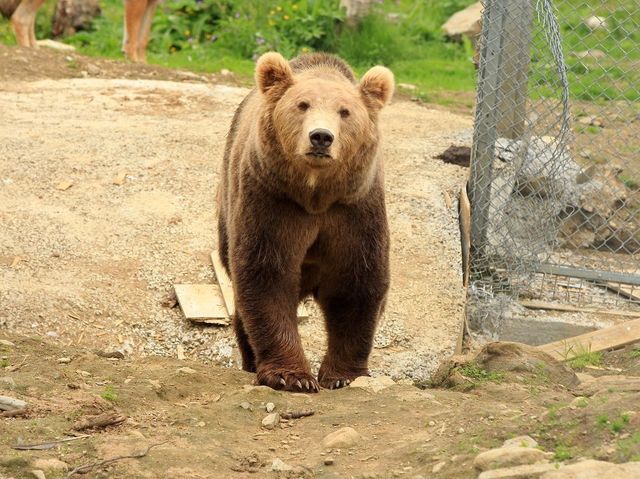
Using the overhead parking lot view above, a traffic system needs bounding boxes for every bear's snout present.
[309,128,334,149]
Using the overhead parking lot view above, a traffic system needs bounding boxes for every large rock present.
[475,342,579,388]
[541,459,640,478]
[349,375,395,393]
[474,447,551,471]
[322,427,361,449]
[573,375,640,397]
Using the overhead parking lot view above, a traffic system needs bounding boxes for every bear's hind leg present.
[233,315,256,372]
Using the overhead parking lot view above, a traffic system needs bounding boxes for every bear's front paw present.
[257,367,319,393]
[318,367,369,390]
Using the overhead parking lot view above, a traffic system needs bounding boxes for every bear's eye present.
[339,108,350,119]
[297,101,310,112]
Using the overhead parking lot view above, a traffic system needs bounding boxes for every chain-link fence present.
[467,0,640,338]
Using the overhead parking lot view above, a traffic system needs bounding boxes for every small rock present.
[584,15,607,30]
[432,461,446,473]
[502,436,538,448]
[474,447,551,471]
[31,458,69,472]
[428,420,436,427]
[458,427,465,434]
[266,402,275,413]
[0,339,15,347]
[239,401,251,410]
[96,350,125,359]
[86,63,101,76]
[220,68,231,76]
[178,367,196,374]
[0,395,28,410]
[57,357,72,364]
[322,427,361,449]
[31,471,46,479]
[478,463,556,479]
[196,421,205,427]
[349,376,395,393]
[262,413,280,430]
[324,457,335,465]
[271,458,292,471]
[398,82,417,91]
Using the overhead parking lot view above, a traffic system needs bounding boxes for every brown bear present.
[217,51,394,392]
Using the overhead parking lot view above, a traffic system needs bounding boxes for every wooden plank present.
[210,251,309,319]
[538,317,640,361]
[210,251,236,316]
[520,299,640,318]
[173,284,229,325]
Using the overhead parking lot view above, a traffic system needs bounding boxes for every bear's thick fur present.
[217,52,394,392]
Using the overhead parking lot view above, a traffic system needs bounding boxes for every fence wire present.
[468,0,640,338]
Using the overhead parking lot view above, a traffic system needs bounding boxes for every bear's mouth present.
[306,150,332,160]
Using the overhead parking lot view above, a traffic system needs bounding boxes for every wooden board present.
[538,317,640,361]
[174,284,229,325]
[604,283,640,302]
[210,251,309,319]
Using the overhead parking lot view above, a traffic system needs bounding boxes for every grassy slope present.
[1,0,638,108]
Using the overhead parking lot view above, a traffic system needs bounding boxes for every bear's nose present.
[309,128,334,149]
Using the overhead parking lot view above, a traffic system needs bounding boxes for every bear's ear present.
[359,66,395,109]
[255,52,294,96]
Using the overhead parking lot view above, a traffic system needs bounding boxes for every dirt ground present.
[2,46,640,479]
[0,44,470,381]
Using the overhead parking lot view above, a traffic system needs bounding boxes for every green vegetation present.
[565,344,603,370]
[0,358,9,368]
[101,384,118,402]
[2,0,639,107]
[617,431,640,461]
[554,442,573,461]
[458,362,505,383]
[630,347,640,359]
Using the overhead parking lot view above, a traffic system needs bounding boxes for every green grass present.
[0,358,8,368]
[458,362,505,383]
[564,344,604,370]
[101,384,118,403]
[554,443,573,461]
[617,431,640,461]
[630,347,640,359]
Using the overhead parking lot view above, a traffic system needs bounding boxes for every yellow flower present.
[276,5,282,11]
[283,14,289,20]
[302,47,309,52]
[292,4,298,9]
[269,10,275,15]
[269,20,275,26]
[184,30,190,36]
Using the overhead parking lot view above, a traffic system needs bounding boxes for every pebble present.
[271,458,292,471]
[322,427,361,449]
[262,413,280,430]
[0,339,15,347]
[428,420,436,427]
[239,401,251,410]
[324,457,335,466]
[458,427,465,434]
[220,69,231,76]
[266,402,275,413]
[57,357,72,364]
[178,367,196,374]
[30,471,46,479]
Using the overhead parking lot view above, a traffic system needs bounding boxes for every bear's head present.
[254,52,394,196]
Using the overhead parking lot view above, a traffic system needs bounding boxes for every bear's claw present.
[257,368,319,393]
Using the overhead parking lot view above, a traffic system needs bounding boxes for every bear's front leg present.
[230,205,319,393]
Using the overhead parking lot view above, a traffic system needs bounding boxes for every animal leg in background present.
[11,0,44,47]
[123,0,157,62]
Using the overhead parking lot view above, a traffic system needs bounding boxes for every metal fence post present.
[469,0,532,264]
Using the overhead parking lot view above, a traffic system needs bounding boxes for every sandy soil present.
[0,45,471,382]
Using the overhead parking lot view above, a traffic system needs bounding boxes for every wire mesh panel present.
[468,0,640,336]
